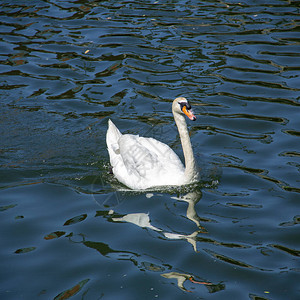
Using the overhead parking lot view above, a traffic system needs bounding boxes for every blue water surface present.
[0,1,299,299]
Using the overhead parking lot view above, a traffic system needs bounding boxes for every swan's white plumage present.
[107,120,185,189]
[106,97,199,190]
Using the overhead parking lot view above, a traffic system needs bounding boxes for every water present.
[0,0,299,299]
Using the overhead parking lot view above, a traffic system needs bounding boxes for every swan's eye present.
[179,102,191,111]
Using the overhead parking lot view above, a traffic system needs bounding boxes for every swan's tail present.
[106,119,122,154]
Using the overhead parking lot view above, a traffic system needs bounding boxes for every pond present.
[0,1,299,299]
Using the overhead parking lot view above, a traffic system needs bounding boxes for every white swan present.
[106,97,199,190]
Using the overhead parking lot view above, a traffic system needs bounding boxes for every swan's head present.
[173,97,196,121]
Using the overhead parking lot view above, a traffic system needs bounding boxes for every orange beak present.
[182,106,196,121]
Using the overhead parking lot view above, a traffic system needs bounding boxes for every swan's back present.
[106,119,185,189]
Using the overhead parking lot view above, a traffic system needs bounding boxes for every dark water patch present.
[204,248,255,269]
[207,112,285,122]
[0,204,17,211]
[63,214,87,226]
[270,244,300,257]
[226,202,263,209]
[279,215,300,227]
[283,130,300,137]
[44,231,66,240]
[14,247,36,254]
[215,92,300,107]
[54,279,90,300]
[196,125,273,142]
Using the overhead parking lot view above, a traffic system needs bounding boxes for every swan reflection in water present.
[110,190,218,291]
[111,191,204,252]
[86,186,224,293]
[161,272,212,293]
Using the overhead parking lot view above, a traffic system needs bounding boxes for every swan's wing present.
[118,134,160,180]
[106,120,185,189]
[136,136,184,172]
[117,135,184,189]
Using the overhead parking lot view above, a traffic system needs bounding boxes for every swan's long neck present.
[173,112,199,183]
